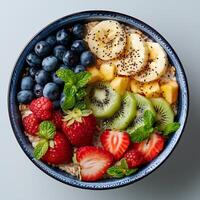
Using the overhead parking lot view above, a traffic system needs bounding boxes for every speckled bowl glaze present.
[8,10,189,190]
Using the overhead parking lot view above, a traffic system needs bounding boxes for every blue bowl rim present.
[8,10,189,190]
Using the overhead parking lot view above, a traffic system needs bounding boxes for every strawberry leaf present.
[125,168,138,176]
[120,158,128,170]
[107,166,124,178]
[34,139,49,160]
[39,121,56,139]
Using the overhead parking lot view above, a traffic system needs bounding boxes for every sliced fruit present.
[151,97,174,131]
[127,94,156,133]
[134,133,165,163]
[100,130,130,160]
[161,80,179,104]
[87,20,126,60]
[87,66,103,83]
[130,79,143,94]
[100,63,116,81]
[115,33,149,76]
[76,146,113,181]
[134,42,168,82]
[86,82,121,118]
[142,81,160,98]
[103,92,137,130]
[110,76,130,95]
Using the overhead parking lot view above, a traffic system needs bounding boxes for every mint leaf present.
[130,125,151,142]
[56,68,76,85]
[107,166,124,178]
[39,121,56,139]
[76,72,91,89]
[76,88,87,101]
[34,139,49,160]
[125,168,138,176]
[144,110,155,128]
[163,122,180,136]
[75,101,87,110]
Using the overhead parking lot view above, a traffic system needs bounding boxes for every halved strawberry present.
[100,130,130,160]
[76,146,113,181]
[134,133,165,163]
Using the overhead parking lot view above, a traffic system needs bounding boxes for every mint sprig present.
[39,121,56,139]
[163,122,180,136]
[34,139,49,160]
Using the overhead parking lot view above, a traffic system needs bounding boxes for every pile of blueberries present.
[17,24,96,108]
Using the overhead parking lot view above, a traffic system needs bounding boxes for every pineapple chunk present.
[142,81,160,98]
[130,79,143,94]
[161,80,179,104]
[110,77,130,95]
[100,63,116,81]
[87,67,103,83]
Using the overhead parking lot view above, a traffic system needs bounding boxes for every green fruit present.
[86,82,121,118]
[151,97,174,131]
[127,94,156,133]
[103,92,137,130]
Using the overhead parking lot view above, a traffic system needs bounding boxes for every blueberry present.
[35,70,50,86]
[80,51,96,67]
[71,40,88,53]
[59,64,70,69]
[42,56,58,72]
[72,24,86,39]
[29,67,38,78]
[56,29,71,46]
[34,41,51,57]
[26,52,41,67]
[45,35,57,47]
[53,100,60,109]
[21,76,34,90]
[43,82,60,101]
[60,92,65,99]
[60,96,65,107]
[34,84,43,98]
[53,45,66,61]
[51,72,64,85]
[74,65,85,73]
[17,90,34,104]
[63,50,79,68]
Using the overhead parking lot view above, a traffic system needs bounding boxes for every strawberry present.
[62,109,96,147]
[134,133,165,163]
[51,110,63,130]
[42,132,72,165]
[22,113,39,135]
[29,97,53,121]
[100,130,130,160]
[76,146,113,181]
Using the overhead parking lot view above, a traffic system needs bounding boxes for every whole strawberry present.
[51,110,63,130]
[62,108,97,147]
[29,97,53,121]
[22,113,39,135]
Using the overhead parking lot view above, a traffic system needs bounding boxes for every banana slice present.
[115,33,149,76]
[87,20,126,60]
[134,42,168,82]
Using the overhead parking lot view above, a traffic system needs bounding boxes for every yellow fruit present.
[110,77,130,95]
[161,80,179,104]
[100,63,116,81]
[87,67,103,83]
[142,81,160,98]
[130,79,143,94]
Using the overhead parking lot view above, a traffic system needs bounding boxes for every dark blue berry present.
[53,100,60,109]
[42,56,58,72]
[71,40,88,53]
[60,92,65,99]
[45,35,57,47]
[63,50,79,68]
[26,53,41,67]
[80,51,96,67]
[29,67,38,78]
[74,65,85,73]
[35,70,50,86]
[43,82,60,101]
[51,72,64,85]
[72,24,86,39]
[17,90,34,104]
[56,29,71,46]
[59,64,70,69]
[34,84,43,98]
[60,96,65,107]
[34,41,51,57]
[53,45,66,61]
[21,76,34,90]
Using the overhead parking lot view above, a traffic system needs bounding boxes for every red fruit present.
[134,133,165,163]
[76,146,113,181]
[100,130,130,160]
[62,109,96,147]
[42,132,72,165]
[124,148,144,168]
[29,97,53,121]
[51,110,63,130]
[22,114,39,135]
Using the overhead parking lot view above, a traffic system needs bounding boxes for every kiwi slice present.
[103,92,137,130]
[151,97,174,131]
[127,94,156,133]
[86,82,121,118]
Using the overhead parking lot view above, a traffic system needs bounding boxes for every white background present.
[0,0,200,199]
